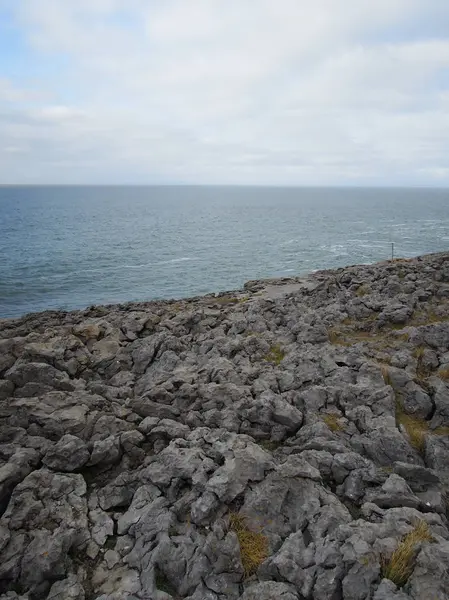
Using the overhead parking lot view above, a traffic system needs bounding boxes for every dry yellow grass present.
[381,521,433,587]
[438,367,449,381]
[328,328,348,345]
[433,425,449,436]
[394,332,410,341]
[355,284,370,297]
[328,328,374,346]
[381,365,392,386]
[229,513,268,576]
[396,403,429,453]
[412,346,426,359]
[257,440,282,452]
[410,308,449,326]
[263,344,285,365]
[322,413,344,432]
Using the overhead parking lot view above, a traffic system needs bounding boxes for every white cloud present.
[1,0,449,184]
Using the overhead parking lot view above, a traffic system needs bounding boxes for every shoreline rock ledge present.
[1,252,449,600]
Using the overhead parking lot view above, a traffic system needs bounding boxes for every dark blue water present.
[1,186,449,318]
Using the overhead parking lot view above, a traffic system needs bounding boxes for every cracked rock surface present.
[1,252,449,599]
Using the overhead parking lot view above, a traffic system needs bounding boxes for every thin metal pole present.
[391,243,394,260]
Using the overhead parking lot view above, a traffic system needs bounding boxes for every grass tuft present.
[380,465,393,474]
[396,402,429,453]
[438,367,449,381]
[383,323,405,331]
[433,425,449,436]
[322,413,344,432]
[229,513,269,576]
[381,365,392,386]
[381,521,433,587]
[328,328,350,346]
[413,346,426,359]
[412,345,433,379]
[263,344,285,365]
[394,332,410,341]
[356,284,370,297]
[410,309,449,326]
[257,440,282,452]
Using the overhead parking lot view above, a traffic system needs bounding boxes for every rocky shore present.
[1,252,449,600]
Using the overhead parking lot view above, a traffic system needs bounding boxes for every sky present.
[0,1,449,186]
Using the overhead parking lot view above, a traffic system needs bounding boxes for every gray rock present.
[20,527,74,591]
[271,395,303,432]
[132,333,166,374]
[238,581,300,600]
[393,462,440,492]
[0,340,16,375]
[407,539,449,600]
[379,304,412,325]
[341,561,380,600]
[120,430,145,450]
[143,442,216,489]
[206,444,272,503]
[117,484,162,535]
[401,383,433,420]
[5,361,74,392]
[8,391,91,439]
[0,448,40,510]
[47,575,85,599]
[91,564,141,598]
[0,380,14,400]
[130,397,180,419]
[137,416,160,434]
[242,469,351,543]
[98,472,139,510]
[332,452,372,484]
[43,434,90,472]
[104,549,120,569]
[147,418,191,441]
[276,455,321,480]
[425,435,449,474]
[259,530,315,597]
[429,380,449,428]
[87,435,122,467]
[89,508,114,546]
[365,474,421,509]
[0,533,27,586]
[373,579,412,599]
[190,491,219,524]
[353,427,423,466]
[313,566,344,600]
[419,323,449,349]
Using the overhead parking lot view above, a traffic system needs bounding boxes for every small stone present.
[104,549,120,569]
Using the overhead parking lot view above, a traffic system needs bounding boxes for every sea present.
[1,186,449,319]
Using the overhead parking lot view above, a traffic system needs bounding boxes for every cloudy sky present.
[0,1,449,185]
